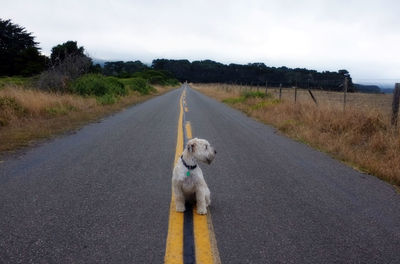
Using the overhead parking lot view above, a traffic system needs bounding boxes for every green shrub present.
[131,70,179,86]
[117,72,132,78]
[120,77,156,95]
[148,75,164,84]
[165,78,180,86]
[97,94,118,105]
[105,77,128,96]
[70,74,127,97]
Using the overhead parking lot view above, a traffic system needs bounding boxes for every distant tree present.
[338,69,355,92]
[38,41,92,92]
[90,63,102,74]
[152,59,191,81]
[50,41,86,65]
[0,18,47,76]
[103,60,147,77]
[151,58,355,92]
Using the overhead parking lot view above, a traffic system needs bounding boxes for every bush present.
[120,77,156,95]
[70,74,127,97]
[132,70,179,86]
[37,70,69,93]
[37,54,92,93]
[97,94,118,105]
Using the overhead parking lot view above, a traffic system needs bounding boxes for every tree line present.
[0,19,178,98]
[151,59,355,92]
[1,18,355,92]
[0,19,97,78]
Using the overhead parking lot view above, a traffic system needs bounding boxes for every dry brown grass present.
[193,83,400,186]
[0,85,176,153]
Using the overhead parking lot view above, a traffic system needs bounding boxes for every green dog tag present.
[186,171,190,177]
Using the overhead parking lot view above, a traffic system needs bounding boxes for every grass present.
[0,80,178,153]
[193,83,400,187]
[0,76,35,89]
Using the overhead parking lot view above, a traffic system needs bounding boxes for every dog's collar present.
[181,155,197,170]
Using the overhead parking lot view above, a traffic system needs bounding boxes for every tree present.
[152,59,191,81]
[0,19,47,76]
[38,41,92,92]
[50,41,86,65]
[103,60,147,77]
[151,58,354,91]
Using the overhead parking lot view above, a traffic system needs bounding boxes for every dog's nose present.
[214,150,217,154]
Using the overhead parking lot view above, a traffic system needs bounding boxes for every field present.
[193,83,400,187]
[0,79,177,153]
[203,84,394,112]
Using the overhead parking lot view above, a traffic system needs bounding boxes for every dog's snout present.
[214,150,217,154]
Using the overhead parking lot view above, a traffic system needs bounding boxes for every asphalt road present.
[1,85,400,263]
[0,89,180,263]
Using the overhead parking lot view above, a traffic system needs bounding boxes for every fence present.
[215,82,400,126]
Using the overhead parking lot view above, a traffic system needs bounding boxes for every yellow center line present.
[164,89,185,264]
[185,122,192,139]
[186,122,220,264]
[165,87,220,264]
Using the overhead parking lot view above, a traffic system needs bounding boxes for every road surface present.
[1,85,400,263]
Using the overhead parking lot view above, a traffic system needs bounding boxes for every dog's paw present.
[196,207,207,215]
[176,204,186,212]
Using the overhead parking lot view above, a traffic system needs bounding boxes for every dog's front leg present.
[195,187,207,215]
[173,183,186,212]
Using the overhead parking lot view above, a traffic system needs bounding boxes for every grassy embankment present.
[193,83,400,187]
[0,74,179,153]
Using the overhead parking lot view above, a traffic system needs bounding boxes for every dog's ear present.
[187,142,196,152]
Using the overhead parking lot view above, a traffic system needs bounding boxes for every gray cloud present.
[2,0,399,83]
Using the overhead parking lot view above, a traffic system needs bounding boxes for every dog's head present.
[186,138,216,164]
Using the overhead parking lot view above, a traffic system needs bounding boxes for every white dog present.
[172,138,217,215]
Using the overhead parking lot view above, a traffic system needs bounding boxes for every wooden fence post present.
[265,81,268,95]
[392,83,400,126]
[279,84,282,100]
[343,77,348,110]
[294,86,297,103]
[308,89,318,105]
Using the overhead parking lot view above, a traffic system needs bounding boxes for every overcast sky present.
[2,0,399,84]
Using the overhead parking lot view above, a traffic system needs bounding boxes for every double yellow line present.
[164,88,220,264]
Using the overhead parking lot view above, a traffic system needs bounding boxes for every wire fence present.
[213,82,400,125]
